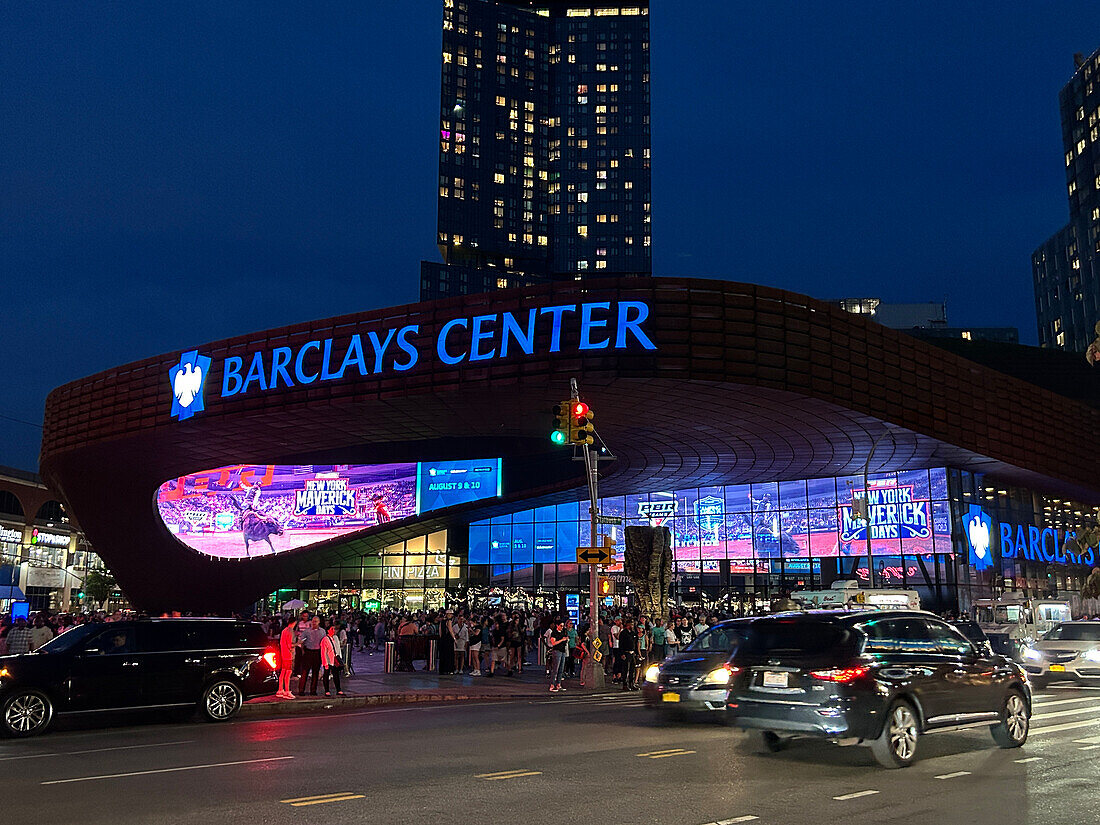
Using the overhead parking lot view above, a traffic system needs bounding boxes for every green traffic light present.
[551,430,568,444]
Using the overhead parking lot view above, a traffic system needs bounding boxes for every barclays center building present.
[40,278,1100,615]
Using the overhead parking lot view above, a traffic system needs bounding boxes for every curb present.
[240,690,589,717]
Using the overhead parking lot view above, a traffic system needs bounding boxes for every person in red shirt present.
[277,617,298,699]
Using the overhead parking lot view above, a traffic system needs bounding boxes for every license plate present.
[662,692,681,703]
[1049,664,1066,672]
[763,671,789,688]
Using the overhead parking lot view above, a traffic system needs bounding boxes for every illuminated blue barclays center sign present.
[964,506,1096,568]
[167,301,656,418]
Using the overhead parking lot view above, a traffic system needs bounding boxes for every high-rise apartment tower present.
[1033,47,1100,351]
[420,1,651,300]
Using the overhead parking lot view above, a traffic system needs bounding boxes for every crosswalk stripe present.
[1032,695,1099,708]
[1030,718,1100,736]
[1032,706,1100,722]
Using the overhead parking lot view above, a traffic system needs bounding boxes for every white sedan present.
[1021,621,1100,686]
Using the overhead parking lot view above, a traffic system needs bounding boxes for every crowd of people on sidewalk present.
[6,598,1056,700]
[252,604,738,694]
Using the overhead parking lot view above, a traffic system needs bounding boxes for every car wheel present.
[991,690,1030,748]
[760,731,788,753]
[1,689,54,738]
[871,699,919,768]
[200,679,243,722]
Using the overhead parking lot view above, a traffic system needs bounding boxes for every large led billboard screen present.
[157,459,500,559]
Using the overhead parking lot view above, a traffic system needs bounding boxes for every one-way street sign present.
[576,545,613,565]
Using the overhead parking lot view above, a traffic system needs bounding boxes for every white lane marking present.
[1031,706,1100,722]
[1079,744,1100,751]
[1030,719,1100,736]
[41,755,294,785]
[834,790,879,801]
[1014,757,1043,764]
[717,817,759,824]
[1072,735,1100,745]
[935,771,972,780]
[1031,696,1100,708]
[0,740,194,762]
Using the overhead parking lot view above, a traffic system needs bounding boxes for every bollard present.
[428,639,438,672]
[384,640,396,673]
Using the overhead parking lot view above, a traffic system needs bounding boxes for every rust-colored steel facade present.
[40,278,1100,611]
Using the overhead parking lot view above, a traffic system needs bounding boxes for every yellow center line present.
[648,749,697,759]
[477,770,543,780]
[636,748,691,757]
[280,792,363,806]
[475,774,543,783]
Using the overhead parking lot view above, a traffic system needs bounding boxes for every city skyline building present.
[1033,47,1100,351]
[421,1,651,300]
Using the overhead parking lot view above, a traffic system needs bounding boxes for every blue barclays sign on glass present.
[964,506,1095,567]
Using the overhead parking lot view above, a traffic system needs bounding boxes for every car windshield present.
[738,619,852,658]
[1043,623,1100,642]
[685,625,745,652]
[34,623,102,654]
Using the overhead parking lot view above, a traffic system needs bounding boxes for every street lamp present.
[860,429,897,590]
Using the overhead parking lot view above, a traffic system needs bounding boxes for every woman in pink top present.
[277,617,298,699]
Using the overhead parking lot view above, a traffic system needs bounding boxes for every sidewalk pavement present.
[242,644,609,717]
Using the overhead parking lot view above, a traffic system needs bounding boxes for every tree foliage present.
[1082,568,1100,601]
[83,570,116,606]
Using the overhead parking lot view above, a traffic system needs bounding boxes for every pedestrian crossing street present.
[533,685,1100,745]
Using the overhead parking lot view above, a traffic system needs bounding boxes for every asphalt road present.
[2,685,1099,825]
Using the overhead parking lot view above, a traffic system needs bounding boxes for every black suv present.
[0,618,278,737]
[725,610,1031,767]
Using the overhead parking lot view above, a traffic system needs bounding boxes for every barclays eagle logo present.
[965,504,994,571]
[169,350,211,421]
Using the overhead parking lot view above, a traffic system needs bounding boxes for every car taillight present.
[263,650,278,670]
[809,666,869,683]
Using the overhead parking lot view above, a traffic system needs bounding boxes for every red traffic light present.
[572,401,590,417]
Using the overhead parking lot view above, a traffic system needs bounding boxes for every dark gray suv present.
[725,610,1031,767]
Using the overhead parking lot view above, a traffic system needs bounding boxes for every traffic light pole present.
[571,379,606,691]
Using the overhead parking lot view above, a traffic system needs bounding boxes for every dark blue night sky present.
[3,3,1099,470]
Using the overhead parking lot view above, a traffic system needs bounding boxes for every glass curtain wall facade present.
[280,468,1100,615]
[293,530,465,613]
[470,468,958,610]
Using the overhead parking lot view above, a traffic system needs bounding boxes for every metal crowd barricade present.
[384,640,396,673]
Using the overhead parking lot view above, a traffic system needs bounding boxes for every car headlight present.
[644,664,661,684]
[1022,647,1042,661]
[703,665,733,685]
[1084,649,1100,663]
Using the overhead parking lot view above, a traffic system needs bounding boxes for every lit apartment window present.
[494,173,505,184]
[578,225,588,238]
[595,260,607,269]
[961,331,972,341]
